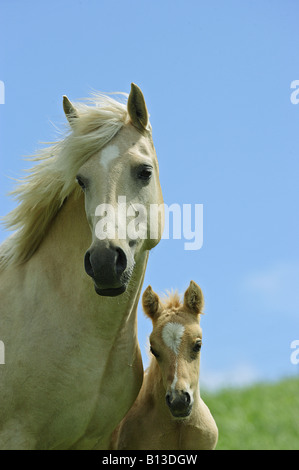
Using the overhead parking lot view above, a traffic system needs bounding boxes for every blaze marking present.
[162,322,185,355]
[162,323,185,391]
[100,144,120,169]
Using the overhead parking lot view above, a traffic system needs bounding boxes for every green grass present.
[202,377,299,450]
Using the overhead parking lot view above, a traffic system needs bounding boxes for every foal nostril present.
[84,250,94,278]
[165,392,172,408]
[115,247,127,276]
[166,390,192,415]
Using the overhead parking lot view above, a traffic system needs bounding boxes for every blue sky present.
[0,0,299,390]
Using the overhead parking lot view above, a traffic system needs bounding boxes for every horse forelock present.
[160,290,182,310]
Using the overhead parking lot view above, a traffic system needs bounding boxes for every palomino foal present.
[111,281,218,450]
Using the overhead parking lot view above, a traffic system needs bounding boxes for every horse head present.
[143,281,204,418]
[63,84,164,297]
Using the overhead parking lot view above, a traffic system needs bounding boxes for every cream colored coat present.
[0,84,164,449]
[111,282,218,450]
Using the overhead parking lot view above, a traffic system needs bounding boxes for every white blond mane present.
[0,92,130,268]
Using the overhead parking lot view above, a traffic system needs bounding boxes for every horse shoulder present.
[110,383,157,450]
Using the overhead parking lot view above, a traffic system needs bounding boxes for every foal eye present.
[76,176,86,191]
[150,345,159,358]
[193,340,202,353]
[137,166,153,182]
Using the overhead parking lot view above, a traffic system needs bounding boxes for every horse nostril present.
[84,250,94,278]
[183,391,191,406]
[165,392,172,408]
[165,390,191,412]
[115,247,127,276]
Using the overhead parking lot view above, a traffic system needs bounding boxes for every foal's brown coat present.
[111,281,218,450]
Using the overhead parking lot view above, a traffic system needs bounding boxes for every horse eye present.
[76,176,86,191]
[150,345,159,358]
[137,166,153,182]
[193,340,202,353]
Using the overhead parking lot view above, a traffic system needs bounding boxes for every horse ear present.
[63,95,79,125]
[142,285,161,320]
[127,83,149,132]
[184,281,204,315]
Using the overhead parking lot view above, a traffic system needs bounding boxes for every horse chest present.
[65,340,143,450]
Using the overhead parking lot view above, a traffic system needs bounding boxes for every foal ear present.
[127,83,149,132]
[142,285,161,321]
[63,95,79,125]
[184,281,204,315]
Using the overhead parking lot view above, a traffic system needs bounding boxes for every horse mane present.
[0,92,130,269]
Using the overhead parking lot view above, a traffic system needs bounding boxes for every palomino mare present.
[0,84,164,449]
[111,281,218,450]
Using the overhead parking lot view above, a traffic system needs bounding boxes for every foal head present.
[142,281,204,419]
[63,84,164,297]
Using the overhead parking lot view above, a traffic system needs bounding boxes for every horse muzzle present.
[165,389,193,419]
[84,242,131,296]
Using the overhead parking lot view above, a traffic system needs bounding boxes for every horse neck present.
[30,191,148,335]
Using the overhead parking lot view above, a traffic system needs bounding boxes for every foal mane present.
[0,92,130,269]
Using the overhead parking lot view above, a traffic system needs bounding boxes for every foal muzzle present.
[165,390,193,418]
